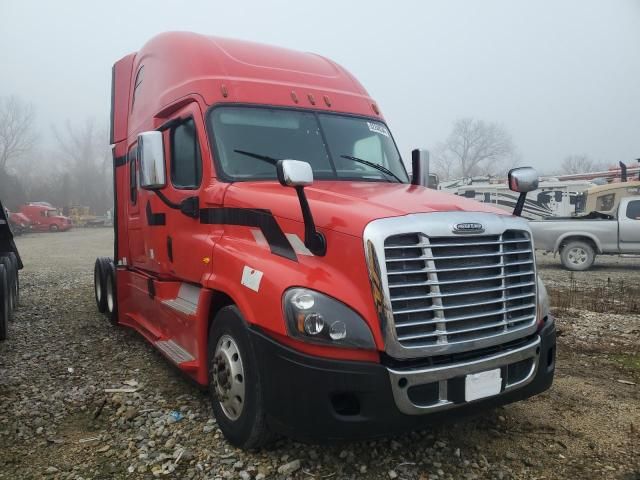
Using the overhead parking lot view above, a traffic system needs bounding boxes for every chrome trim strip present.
[387,336,540,414]
[363,212,538,359]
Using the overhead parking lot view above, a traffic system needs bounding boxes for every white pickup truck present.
[529,196,640,270]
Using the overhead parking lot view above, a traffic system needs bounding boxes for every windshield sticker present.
[367,122,390,138]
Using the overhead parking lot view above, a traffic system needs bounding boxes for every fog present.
[1,0,639,174]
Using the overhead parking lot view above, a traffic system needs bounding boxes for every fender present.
[554,231,602,253]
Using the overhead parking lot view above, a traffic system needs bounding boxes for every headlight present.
[537,276,551,325]
[283,288,376,349]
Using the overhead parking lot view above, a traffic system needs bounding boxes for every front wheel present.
[49,224,59,232]
[561,240,595,271]
[0,265,9,340]
[208,306,274,449]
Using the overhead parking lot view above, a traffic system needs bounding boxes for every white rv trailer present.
[440,177,595,220]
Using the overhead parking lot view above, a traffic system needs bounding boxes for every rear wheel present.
[561,240,595,271]
[94,257,110,313]
[0,265,9,340]
[208,306,274,449]
[105,262,118,325]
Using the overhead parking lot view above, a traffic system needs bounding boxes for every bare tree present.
[560,154,603,175]
[0,95,37,172]
[432,118,516,180]
[53,118,112,213]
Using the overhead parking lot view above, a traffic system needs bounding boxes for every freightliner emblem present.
[452,222,485,234]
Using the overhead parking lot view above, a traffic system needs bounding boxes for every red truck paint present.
[101,32,555,447]
[7,211,31,234]
[19,204,72,232]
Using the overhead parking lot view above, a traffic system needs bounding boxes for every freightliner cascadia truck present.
[95,32,556,448]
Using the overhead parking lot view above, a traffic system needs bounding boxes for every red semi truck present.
[19,203,72,232]
[95,32,555,448]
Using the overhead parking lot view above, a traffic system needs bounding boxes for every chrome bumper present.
[388,336,540,415]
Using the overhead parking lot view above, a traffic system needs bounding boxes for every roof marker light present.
[307,94,316,105]
[291,91,299,103]
[221,84,228,98]
[323,95,331,107]
[371,103,380,115]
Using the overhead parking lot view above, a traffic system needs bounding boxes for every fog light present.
[304,313,325,335]
[329,321,347,340]
[292,292,315,310]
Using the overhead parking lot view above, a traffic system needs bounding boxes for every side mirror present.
[508,167,539,216]
[411,149,430,186]
[276,160,314,187]
[138,131,166,189]
[276,160,326,256]
[508,167,539,193]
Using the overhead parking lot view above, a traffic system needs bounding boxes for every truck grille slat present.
[385,249,532,263]
[387,269,535,288]
[386,258,533,276]
[384,230,537,349]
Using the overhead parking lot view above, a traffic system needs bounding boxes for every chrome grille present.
[384,230,536,349]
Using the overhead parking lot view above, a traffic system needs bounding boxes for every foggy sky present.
[1,0,639,174]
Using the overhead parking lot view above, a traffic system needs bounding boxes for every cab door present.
[141,101,215,284]
[619,198,640,252]
[126,142,147,268]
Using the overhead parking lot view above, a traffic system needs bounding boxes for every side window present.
[463,190,475,199]
[129,145,138,205]
[170,118,202,189]
[132,66,144,107]
[596,193,615,211]
[626,200,640,220]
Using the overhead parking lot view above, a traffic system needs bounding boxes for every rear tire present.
[0,265,9,340]
[105,262,118,325]
[208,306,274,449]
[561,240,595,271]
[94,257,110,313]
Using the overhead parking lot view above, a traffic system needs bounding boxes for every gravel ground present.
[0,229,638,480]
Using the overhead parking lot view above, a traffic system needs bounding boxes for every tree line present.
[0,95,111,213]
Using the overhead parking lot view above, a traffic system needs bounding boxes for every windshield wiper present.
[234,149,279,166]
[340,155,403,183]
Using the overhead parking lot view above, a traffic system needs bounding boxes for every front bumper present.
[250,319,555,442]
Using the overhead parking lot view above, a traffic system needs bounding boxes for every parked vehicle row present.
[0,200,24,340]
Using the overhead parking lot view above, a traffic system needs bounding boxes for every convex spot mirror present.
[508,167,539,193]
[277,159,314,187]
[137,131,166,189]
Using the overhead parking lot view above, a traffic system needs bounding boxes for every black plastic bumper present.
[250,320,556,442]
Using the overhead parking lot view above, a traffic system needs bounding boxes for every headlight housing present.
[283,288,376,349]
[537,276,551,326]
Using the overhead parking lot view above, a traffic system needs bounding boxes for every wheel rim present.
[212,334,245,421]
[567,247,588,265]
[106,275,114,313]
[95,269,102,303]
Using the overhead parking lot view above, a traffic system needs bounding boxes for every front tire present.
[49,224,59,232]
[561,240,595,271]
[208,306,273,449]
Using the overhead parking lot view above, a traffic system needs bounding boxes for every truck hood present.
[223,181,507,237]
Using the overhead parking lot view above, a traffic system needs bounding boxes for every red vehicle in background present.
[7,210,31,235]
[94,32,556,448]
[19,203,72,232]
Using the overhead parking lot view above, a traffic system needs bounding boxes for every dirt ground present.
[0,229,638,480]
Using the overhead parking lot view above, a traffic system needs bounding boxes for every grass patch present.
[610,353,640,371]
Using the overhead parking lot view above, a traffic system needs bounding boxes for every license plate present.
[465,368,502,402]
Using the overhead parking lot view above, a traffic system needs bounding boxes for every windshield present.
[208,106,409,183]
